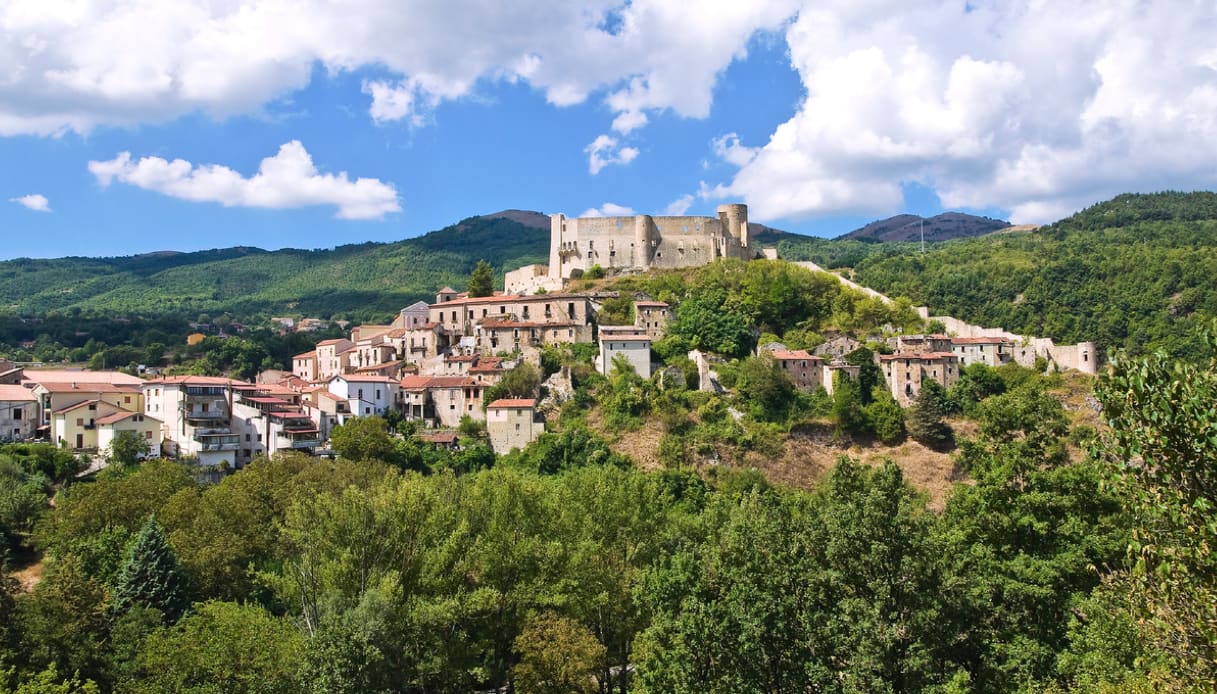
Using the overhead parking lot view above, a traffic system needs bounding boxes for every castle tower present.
[716,204,748,248]
[548,213,566,280]
[634,215,654,271]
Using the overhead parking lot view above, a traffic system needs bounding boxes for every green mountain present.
[837,211,1011,242]
[844,191,1217,358]
[0,212,550,322]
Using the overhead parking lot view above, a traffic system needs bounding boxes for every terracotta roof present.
[41,382,141,394]
[634,301,669,307]
[770,350,823,361]
[480,318,579,329]
[55,399,103,414]
[96,410,155,425]
[20,369,143,386]
[599,333,651,342]
[399,375,432,390]
[144,375,245,386]
[444,355,477,362]
[427,376,478,388]
[488,398,537,409]
[951,336,1012,344]
[438,286,458,294]
[387,328,406,338]
[430,292,588,308]
[880,352,959,361]
[293,351,317,360]
[0,384,37,401]
[336,374,396,383]
[418,432,458,444]
[316,339,351,347]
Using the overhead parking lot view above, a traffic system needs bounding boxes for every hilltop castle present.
[506,204,763,293]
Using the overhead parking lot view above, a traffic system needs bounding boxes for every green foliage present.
[501,426,629,474]
[328,416,398,463]
[846,192,1217,359]
[125,601,305,694]
[733,356,797,423]
[467,259,495,297]
[1094,331,1217,688]
[111,516,189,624]
[583,264,606,280]
[512,612,606,694]
[907,381,954,449]
[831,373,868,435]
[865,388,906,444]
[482,362,541,405]
[106,431,149,468]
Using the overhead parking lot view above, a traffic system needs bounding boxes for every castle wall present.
[548,205,754,280]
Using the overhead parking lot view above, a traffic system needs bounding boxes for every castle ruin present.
[548,203,758,280]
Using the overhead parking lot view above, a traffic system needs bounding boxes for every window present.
[11,408,20,420]
[76,417,84,426]
[256,433,262,442]
[124,395,131,404]
[245,434,251,442]
[144,431,152,439]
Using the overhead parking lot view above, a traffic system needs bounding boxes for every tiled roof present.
[41,382,141,394]
[20,369,143,385]
[599,333,651,342]
[96,410,156,425]
[0,384,37,401]
[488,398,537,408]
[770,350,822,361]
[879,352,959,361]
[430,292,588,308]
[634,301,669,307]
[951,336,1012,344]
[143,375,245,386]
[293,351,317,360]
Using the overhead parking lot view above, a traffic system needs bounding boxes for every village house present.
[291,351,318,381]
[880,352,961,407]
[633,301,672,340]
[951,336,1013,367]
[231,389,322,460]
[143,376,243,467]
[428,291,596,354]
[95,410,163,459]
[394,301,432,329]
[0,384,37,441]
[328,374,398,417]
[597,331,652,379]
[314,338,354,380]
[896,334,954,353]
[813,335,862,359]
[486,398,543,454]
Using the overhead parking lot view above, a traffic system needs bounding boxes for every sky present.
[2,1,1216,260]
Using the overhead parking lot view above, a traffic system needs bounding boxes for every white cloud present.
[713,0,1217,224]
[0,0,796,137]
[580,202,635,218]
[585,134,639,175]
[663,194,694,215]
[9,193,50,212]
[88,141,400,220]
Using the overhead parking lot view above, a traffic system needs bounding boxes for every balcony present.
[193,432,240,452]
[184,409,227,421]
[278,431,321,449]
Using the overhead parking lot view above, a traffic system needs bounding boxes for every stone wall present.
[548,204,754,280]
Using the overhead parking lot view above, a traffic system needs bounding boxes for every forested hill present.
[840,191,1217,359]
[838,211,1011,242]
[0,213,549,323]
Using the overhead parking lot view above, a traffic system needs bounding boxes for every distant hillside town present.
[0,203,1095,467]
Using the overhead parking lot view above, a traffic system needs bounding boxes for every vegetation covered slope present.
[0,215,549,322]
[781,192,1217,359]
[838,211,1011,242]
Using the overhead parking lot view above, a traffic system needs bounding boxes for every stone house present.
[879,352,960,407]
[486,398,543,454]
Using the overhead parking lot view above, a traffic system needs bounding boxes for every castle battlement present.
[546,204,758,281]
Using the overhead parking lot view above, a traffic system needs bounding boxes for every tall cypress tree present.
[112,515,188,624]
[468,259,495,297]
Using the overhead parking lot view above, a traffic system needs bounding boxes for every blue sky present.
[2,1,1215,260]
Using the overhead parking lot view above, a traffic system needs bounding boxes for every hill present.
[838,211,1011,242]
[0,213,549,323]
[848,191,1217,359]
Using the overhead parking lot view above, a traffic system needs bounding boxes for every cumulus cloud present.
[663,194,694,216]
[585,134,639,175]
[88,141,400,220]
[0,0,795,137]
[9,194,50,212]
[580,202,635,217]
[712,0,1217,224]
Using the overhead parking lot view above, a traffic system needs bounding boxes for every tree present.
[329,417,397,463]
[483,362,542,405]
[906,380,953,449]
[734,356,797,422]
[1094,334,1217,688]
[468,259,495,298]
[112,515,189,624]
[512,613,605,694]
[864,388,906,444]
[831,372,867,435]
[107,431,149,468]
[125,601,305,694]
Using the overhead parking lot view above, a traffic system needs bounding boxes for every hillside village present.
[0,203,1096,469]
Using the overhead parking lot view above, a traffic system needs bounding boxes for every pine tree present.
[112,516,188,624]
[468,259,495,297]
[907,380,954,449]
